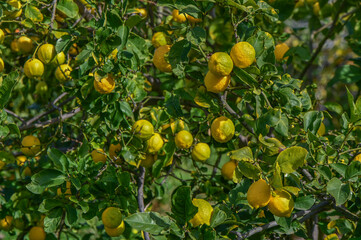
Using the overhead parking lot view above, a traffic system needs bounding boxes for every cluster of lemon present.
[101,207,125,237]
[0,215,46,240]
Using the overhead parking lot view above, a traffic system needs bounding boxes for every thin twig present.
[4,109,24,122]
[49,0,58,34]
[137,167,151,240]
[333,204,360,222]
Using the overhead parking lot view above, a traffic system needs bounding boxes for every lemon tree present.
[1,0,361,239]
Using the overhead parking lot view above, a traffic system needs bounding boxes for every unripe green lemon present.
[102,207,123,229]
[105,221,125,237]
[35,81,48,95]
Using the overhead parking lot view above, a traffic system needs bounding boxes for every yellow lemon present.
[102,207,123,229]
[91,149,107,164]
[152,32,170,48]
[191,143,211,162]
[55,64,72,82]
[268,189,294,217]
[211,116,235,143]
[0,216,13,231]
[354,154,361,162]
[324,234,339,240]
[204,71,231,93]
[274,43,290,61]
[132,119,154,140]
[51,52,66,66]
[140,153,157,168]
[24,58,44,79]
[230,42,256,68]
[0,29,5,44]
[317,122,326,136]
[0,57,4,73]
[18,36,33,53]
[221,160,237,180]
[5,0,22,18]
[94,73,115,94]
[153,45,172,72]
[313,2,320,15]
[172,9,187,23]
[187,14,202,24]
[189,199,213,227]
[37,44,56,64]
[21,135,41,156]
[147,133,164,153]
[10,39,20,52]
[247,179,271,209]
[208,52,233,76]
[28,226,46,240]
[135,8,148,18]
[105,221,125,237]
[16,155,27,166]
[109,143,122,163]
[175,130,193,149]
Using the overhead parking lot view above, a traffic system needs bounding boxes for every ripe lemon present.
[0,216,13,231]
[16,155,27,166]
[0,57,4,73]
[147,133,164,153]
[247,179,271,209]
[91,149,107,164]
[24,59,44,79]
[204,71,231,93]
[354,154,361,162]
[94,73,115,94]
[37,44,56,64]
[102,207,123,229]
[175,130,193,149]
[18,36,33,53]
[51,52,66,66]
[21,135,41,156]
[10,39,20,52]
[55,64,72,82]
[230,42,256,68]
[69,43,79,56]
[211,116,235,143]
[187,14,202,24]
[268,189,294,217]
[152,32,170,48]
[221,160,237,180]
[140,153,157,168]
[5,0,22,18]
[324,234,339,240]
[135,8,148,18]
[313,2,320,15]
[35,81,48,95]
[191,143,211,162]
[274,43,290,61]
[153,45,172,72]
[208,52,233,76]
[0,29,5,43]
[22,166,32,177]
[317,122,326,136]
[109,143,122,163]
[189,199,213,227]
[132,119,154,140]
[29,226,46,240]
[172,9,187,23]
[105,221,125,237]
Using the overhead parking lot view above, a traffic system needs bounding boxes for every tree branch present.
[49,0,58,34]
[333,204,360,222]
[137,166,151,240]
[4,109,24,122]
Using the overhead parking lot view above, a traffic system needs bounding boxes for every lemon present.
[94,73,115,94]
[140,153,157,168]
[102,207,123,229]
[21,135,41,156]
[0,161,6,170]
[324,234,339,240]
[69,43,79,56]
[16,155,27,166]
[189,199,213,227]
[221,160,237,180]
[91,149,107,164]
[230,42,256,68]
[152,32,170,48]
[24,59,44,79]
[22,166,32,177]
[50,52,66,66]
[0,57,4,73]
[153,45,172,72]
[191,143,211,162]
[37,44,56,64]
[147,133,164,153]
[109,143,122,163]
[18,36,33,53]
[162,119,185,133]
[36,81,48,95]
[187,14,202,24]
[208,52,233,76]
[55,64,72,82]
[313,2,320,15]
[247,179,271,209]
[135,8,148,18]
[5,0,22,18]
[132,119,154,140]
[29,226,46,240]
[204,71,231,93]
[105,221,125,237]
[0,29,5,44]
[274,43,290,61]
[11,39,20,52]
[317,122,326,136]
[175,130,193,149]
[211,116,235,143]
[354,154,361,162]
[172,9,187,23]
[268,189,294,217]
[0,216,13,231]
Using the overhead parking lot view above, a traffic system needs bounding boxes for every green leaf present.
[228,147,253,161]
[171,186,198,225]
[0,126,9,138]
[276,146,308,173]
[7,123,20,137]
[345,161,361,180]
[47,148,69,173]
[165,94,183,118]
[118,101,134,120]
[117,25,129,50]
[346,87,360,122]
[236,161,261,179]
[65,205,77,226]
[329,65,361,85]
[303,111,323,135]
[124,212,172,234]
[233,68,258,87]
[294,196,315,210]
[210,207,227,228]
[330,163,347,178]
[56,35,72,53]
[25,5,43,22]
[168,40,191,78]
[57,0,79,18]
[30,169,65,191]
[271,162,283,189]
[324,102,343,115]
[0,71,19,109]
[187,27,206,45]
[39,199,63,213]
[327,178,350,205]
